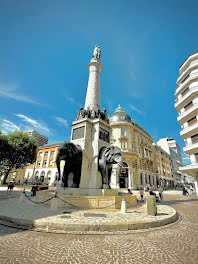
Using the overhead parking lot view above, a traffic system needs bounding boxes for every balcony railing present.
[175,74,198,98]
[175,86,198,108]
[181,121,198,135]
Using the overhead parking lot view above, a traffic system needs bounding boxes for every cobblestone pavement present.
[0,193,198,264]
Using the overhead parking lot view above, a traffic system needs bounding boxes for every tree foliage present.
[0,130,38,183]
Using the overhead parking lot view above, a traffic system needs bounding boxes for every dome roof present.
[109,105,152,139]
[109,105,132,124]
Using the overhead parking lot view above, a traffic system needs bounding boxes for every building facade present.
[153,144,174,188]
[26,130,48,147]
[25,142,63,186]
[157,138,183,185]
[175,52,198,194]
[109,106,173,189]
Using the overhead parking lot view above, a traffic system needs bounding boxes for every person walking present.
[140,187,144,202]
[158,185,164,202]
[7,180,15,197]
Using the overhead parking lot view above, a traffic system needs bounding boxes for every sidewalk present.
[0,193,177,234]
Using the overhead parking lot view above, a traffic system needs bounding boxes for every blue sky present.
[0,0,198,164]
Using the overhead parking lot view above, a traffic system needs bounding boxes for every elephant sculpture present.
[98,145,125,189]
[56,141,82,188]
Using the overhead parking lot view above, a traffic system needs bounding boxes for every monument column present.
[84,45,102,116]
[71,46,113,195]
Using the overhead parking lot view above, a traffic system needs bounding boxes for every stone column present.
[84,53,102,116]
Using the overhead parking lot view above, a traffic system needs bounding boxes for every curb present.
[0,208,178,233]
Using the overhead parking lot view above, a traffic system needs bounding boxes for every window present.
[121,141,127,149]
[121,129,126,136]
[195,153,198,163]
[43,161,47,166]
[191,134,198,144]
[184,101,193,111]
[180,74,190,84]
[39,152,42,157]
[51,151,55,157]
[140,173,143,185]
[181,87,189,97]
[145,174,147,184]
[37,162,41,166]
[187,116,197,126]
[44,152,48,158]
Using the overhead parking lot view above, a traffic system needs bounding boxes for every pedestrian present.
[182,186,189,196]
[158,185,164,202]
[128,188,133,195]
[140,187,144,202]
[7,180,15,196]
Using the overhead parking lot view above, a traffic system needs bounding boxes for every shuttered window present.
[191,134,198,144]
[184,101,193,111]
[187,116,197,126]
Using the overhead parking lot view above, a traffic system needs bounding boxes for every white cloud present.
[15,114,51,135]
[0,83,40,104]
[129,104,145,115]
[0,119,20,134]
[55,117,68,128]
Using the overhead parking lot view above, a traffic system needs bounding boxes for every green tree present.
[0,130,38,184]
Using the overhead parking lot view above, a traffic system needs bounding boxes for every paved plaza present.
[0,188,198,264]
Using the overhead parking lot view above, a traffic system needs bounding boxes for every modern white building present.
[26,130,48,147]
[175,52,198,194]
[157,138,183,185]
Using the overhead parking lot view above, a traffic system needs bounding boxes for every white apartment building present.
[26,130,48,147]
[175,52,198,195]
[157,138,183,184]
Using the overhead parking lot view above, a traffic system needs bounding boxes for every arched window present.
[35,171,39,179]
[40,171,45,183]
[55,172,59,181]
[46,171,52,184]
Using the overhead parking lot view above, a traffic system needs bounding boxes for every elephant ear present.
[104,146,115,162]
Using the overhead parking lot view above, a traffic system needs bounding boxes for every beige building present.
[109,105,174,189]
[153,144,174,188]
[25,142,63,186]
[109,106,157,189]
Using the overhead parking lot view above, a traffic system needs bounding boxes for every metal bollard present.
[121,195,127,213]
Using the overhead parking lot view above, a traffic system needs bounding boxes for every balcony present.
[179,163,198,176]
[177,60,198,84]
[183,141,198,155]
[180,121,198,138]
[180,55,198,76]
[177,103,198,125]
[175,73,198,98]
[175,85,198,111]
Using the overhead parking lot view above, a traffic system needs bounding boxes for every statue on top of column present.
[93,45,101,59]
